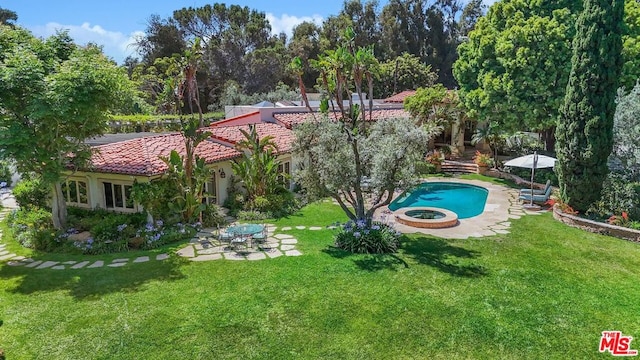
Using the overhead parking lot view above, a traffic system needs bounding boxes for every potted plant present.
[425,150,444,173]
[473,151,494,174]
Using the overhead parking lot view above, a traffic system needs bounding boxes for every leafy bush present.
[131,178,178,223]
[237,210,271,221]
[12,178,50,210]
[588,173,640,221]
[7,208,55,250]
[243,191,299,219]
[334,220,401,254]
[473,151,494,167]
[505,166,558,186]
[499,132,544,156]
[223,176,245,216]
[201,204,226,228]
[415,161,437,175]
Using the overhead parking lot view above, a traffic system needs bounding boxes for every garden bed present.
[552,204,640,243]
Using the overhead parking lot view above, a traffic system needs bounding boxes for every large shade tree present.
[293,28,440,223]
[556,0,624,212]
[454,0,640,152]
[0,26,136,228]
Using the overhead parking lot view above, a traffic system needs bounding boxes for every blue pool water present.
[388,182,488,219]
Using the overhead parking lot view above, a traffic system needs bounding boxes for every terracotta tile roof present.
[384,90,417,103]
[272,109,412,129]
[90,133,241,176]
[207,122,295,153]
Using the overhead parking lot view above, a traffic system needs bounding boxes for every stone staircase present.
[441,160,479,174]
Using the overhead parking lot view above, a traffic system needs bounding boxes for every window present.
[202,176,217,205]
[61,179,88,206]
[103,182,134,210]
[277,161,291,188]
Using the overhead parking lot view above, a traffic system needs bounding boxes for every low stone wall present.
[552,205,640,243]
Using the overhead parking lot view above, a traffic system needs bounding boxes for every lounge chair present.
[519,180,551,196]
[519,184,552,204]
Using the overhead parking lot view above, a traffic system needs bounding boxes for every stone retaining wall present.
[552,205,640,243]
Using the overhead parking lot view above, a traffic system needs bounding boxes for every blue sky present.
[3,0,496,64]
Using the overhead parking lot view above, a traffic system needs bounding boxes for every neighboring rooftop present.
[273,108,411,129]
[384,90,417,103]
[85,132,170,146]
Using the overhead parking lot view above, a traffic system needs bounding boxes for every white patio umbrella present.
[504,151,557,206]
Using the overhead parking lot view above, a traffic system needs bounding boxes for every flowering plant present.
[473,151,493,167]
[334,219,401,254]
[607,211,630,227]
[425,150,444,166]
[546,199,578,215]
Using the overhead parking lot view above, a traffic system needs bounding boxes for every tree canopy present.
[0,26,138,228]
[454,0,640,151]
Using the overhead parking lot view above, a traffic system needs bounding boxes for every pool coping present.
[374,178,544,239]
[395,207,459,229]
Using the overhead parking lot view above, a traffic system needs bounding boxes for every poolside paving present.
[374,178,548,239]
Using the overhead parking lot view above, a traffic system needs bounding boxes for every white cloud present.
[30,22,143,64]
[483,0,499,7]
[266,13,324,38]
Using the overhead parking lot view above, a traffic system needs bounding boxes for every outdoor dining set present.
[216,223,270,252]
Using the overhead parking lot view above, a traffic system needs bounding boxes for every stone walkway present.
[374,178,545,239]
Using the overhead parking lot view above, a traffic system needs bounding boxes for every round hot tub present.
[394,206,458,229]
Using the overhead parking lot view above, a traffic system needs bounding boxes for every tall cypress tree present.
[556,0,624,212]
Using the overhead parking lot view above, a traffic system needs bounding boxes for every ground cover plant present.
[1,198,639,359]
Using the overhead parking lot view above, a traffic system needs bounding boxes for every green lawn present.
[1,201,640,359]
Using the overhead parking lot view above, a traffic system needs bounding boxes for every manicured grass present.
[1,203,640,359]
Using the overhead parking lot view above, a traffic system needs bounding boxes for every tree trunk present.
[51,182,67,229]
[543,127,556,152]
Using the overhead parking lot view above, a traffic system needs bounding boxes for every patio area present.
[176,224,304,261]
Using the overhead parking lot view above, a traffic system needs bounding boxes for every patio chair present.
[229,235,248,251]
[519,180,551,196]
[216,226,234,244]
[518,184,552,204]
[252,225,270,250]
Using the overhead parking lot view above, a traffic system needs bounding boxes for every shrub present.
[416,161,437,175]
[588,173,640,221]
[7,208,55,250]
[237,210,271,221]
[334,220,401,254]
[242,191,299,219]
[473,151,494,167]
[201,204,226,228]
[425,150,444,166]
[505,166,558,186]
[12,178,50,210]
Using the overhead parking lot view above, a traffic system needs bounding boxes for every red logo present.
[600,331,638,356]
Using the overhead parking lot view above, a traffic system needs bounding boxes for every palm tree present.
[471,122,503,167]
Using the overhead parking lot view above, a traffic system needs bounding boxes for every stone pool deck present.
[375,178,544,239]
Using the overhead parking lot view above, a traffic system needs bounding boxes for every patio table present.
[226,224,265,248]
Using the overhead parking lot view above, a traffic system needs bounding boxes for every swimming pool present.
[388,182,489,219]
